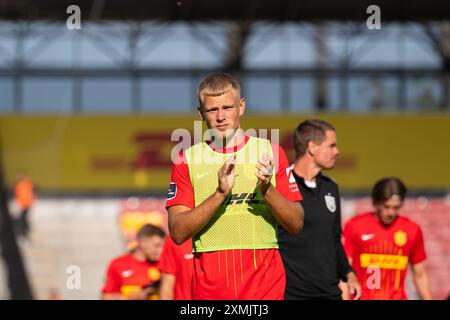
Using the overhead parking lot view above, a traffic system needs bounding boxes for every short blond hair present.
[197,73,241,108]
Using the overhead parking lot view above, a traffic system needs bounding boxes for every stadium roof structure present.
[0,0,449,21]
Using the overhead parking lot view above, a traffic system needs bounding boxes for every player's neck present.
[293,157,322,182]
[211,129,245,150]
[373,212,398,228]
[132,249,146,262]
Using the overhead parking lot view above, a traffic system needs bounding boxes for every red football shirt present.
[102,253,161,299]
[343,212,427,300]
[158,237,194,300]
[165,136,302,299]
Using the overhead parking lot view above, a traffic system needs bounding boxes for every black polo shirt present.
[278,170,353,300]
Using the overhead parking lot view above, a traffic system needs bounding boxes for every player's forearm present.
[414,273,432,300]
[336,242,354,278]
[169,190,228,244]
[262,184,303,234]
[338,281,350,300]
[160,287,174,300]
[160,274,175,300]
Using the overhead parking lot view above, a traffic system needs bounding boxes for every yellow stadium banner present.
[1,115,450,192]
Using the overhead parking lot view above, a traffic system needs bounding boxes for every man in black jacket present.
[278,119,361,300]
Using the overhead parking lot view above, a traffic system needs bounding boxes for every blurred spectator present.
[343,177,432,300]
[101,224,166,300]
[14,173,35,238]
[159,237,193,300]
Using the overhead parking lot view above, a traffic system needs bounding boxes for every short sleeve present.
[272,144,302,202]
[165,151,195,209]
[410,225,427,265]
